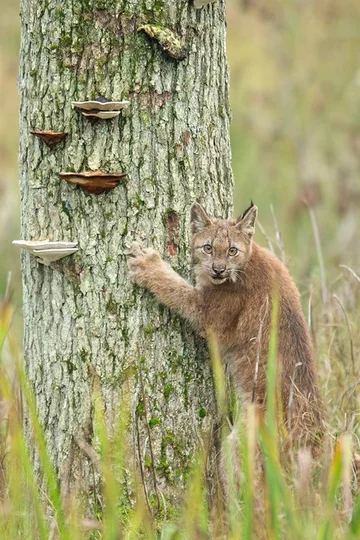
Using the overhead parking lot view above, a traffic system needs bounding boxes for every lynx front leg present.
[126,242,202,324]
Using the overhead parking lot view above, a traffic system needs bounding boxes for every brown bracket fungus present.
[12,240,78,266]
[72,96,130,119]
[30,130,68,148]
[59,169,127,195]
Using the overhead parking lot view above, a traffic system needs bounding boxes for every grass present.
[1,268,360,538]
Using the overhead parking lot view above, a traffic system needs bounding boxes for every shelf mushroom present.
[12,240,78,266]
[72,96,130,119]
[59,169,127,195]
[30,130,68,148]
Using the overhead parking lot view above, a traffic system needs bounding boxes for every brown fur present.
[127,203,324,448]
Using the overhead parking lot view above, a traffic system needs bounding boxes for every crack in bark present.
[166,210,180,257]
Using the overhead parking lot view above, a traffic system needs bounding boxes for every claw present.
[124,241,143,258]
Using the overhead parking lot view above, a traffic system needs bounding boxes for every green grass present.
[1,275,360,538]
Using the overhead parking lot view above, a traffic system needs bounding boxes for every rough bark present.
[18,0,233,511]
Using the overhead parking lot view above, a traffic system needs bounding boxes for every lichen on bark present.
[137,24,187,60]
[18,0,233,513]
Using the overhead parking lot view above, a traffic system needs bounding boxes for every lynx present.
[127,202,324,447]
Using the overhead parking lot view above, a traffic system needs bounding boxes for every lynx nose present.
[212,263,226,275]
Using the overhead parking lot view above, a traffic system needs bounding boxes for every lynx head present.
[190,202,258,286]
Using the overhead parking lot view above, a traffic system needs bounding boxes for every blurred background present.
[1,0,360,340]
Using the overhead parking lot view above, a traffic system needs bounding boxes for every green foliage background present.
[0,0,20,300]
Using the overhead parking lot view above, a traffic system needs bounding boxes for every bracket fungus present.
[72,96,130,119]
[59,169,127,195]
[12,240,78,266]
[30,130,68,148]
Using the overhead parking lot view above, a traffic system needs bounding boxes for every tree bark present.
[18,0,233,511]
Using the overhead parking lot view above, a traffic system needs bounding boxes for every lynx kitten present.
[127,203,323,447]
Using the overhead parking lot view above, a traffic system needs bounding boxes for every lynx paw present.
[126,242,162,287]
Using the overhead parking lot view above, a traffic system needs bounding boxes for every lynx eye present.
[228,247,239,257]
[203,244,213,255]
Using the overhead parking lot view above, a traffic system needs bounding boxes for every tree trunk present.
[18,0,233,511]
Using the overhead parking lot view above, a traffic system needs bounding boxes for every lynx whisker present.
[232,268,247,284]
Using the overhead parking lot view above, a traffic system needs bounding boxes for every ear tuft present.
[191,203,213,234]
[237,200,255,222]
[236,202,258,239]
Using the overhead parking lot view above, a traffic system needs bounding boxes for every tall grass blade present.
[317,439,343,540]
[263,291,280,539]
[93,388,122,539]
[177,450,208,540]
[0,287,14,352]
[0,298,49,539]
[15,357,70,539]
[1,373,49,540]
[125,479,156,540]
[349,491,360,538]
[260,422,301,538]
[242,404,258,540]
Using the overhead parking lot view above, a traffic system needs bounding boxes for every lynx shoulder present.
[127,202,324,447]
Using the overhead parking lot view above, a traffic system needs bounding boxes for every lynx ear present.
[191,203,213,234]
[236,202,258,239]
